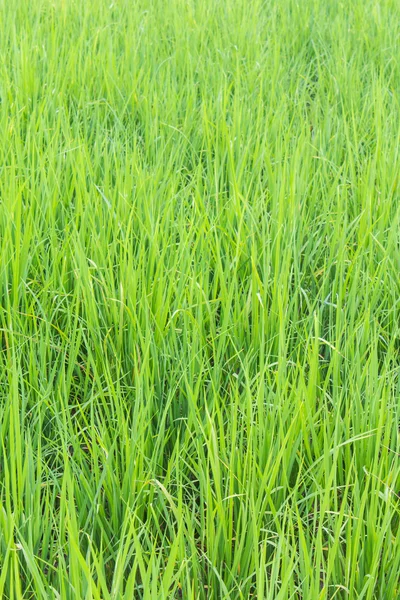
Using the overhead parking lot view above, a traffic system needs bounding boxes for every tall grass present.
[0,0,399,598]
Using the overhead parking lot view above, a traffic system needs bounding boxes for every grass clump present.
[0,0,399,598]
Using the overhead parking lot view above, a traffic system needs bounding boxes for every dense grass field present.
[0,0,399,598]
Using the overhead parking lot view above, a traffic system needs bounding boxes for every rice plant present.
[0,0,399,598]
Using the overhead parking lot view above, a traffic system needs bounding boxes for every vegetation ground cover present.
[0,0,399,598]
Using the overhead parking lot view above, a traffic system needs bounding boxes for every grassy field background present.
[0,0,399,598]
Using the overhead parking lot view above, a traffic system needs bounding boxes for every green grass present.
[0,0,399,597]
